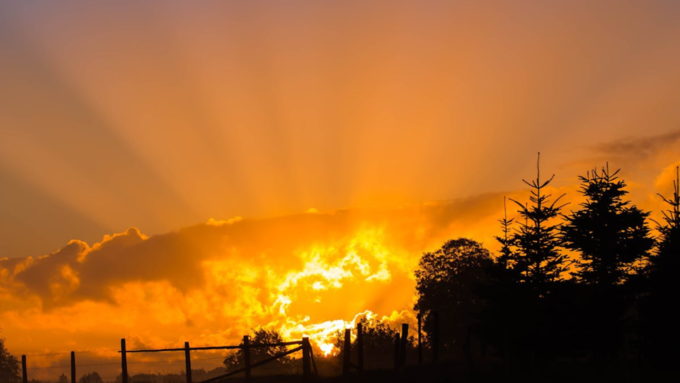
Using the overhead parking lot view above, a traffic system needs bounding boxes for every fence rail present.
[118,336,313,383]
[19,312,439,383]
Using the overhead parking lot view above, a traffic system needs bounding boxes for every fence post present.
[432,311,439,364]
[243,335,251,381]
[357,322,364,371]
[393,333,400,371]
[302,336,311,380]
[418,313,423,365]
[342,328,351,377]
[71,351,76,383]
[21,355,27,383]
[184,342,192,383]
[400,324,409,368]
[121,339,128,383]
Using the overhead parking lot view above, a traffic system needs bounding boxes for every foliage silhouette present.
[478,198,525,366]
[509,153,569,294]
[13,157,680,382]
[414,237,493,353]
[332,316,407,370]
[223,328,293,373]
[0,338,21,383]
[560,164,653,358]
[500,154,574,363]
[561,164,653,286]
[641,166,680,368]
[78,372,104,383]
[495,196,515,269]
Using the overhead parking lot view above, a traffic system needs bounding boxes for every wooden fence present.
[19,311,441,383]
[119,336,316,383]
[339,314,440,377]
[20,351,78,383]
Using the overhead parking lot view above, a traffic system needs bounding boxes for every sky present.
[1,0,680,379]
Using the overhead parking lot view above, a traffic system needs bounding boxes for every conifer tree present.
[510,153,569,296]
[495,197,514,269]
[498,154,571,360]
[642,166,680,366]
[480,196,520,365]
[561,164,652,359]
[652,166,680,274]
[561,164,653,286]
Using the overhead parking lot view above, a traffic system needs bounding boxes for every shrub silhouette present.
[223,328,293,373]
[0,338,20,383]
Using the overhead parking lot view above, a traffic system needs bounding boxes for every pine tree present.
[495,196,515,269]
[652,166,680,273]
[494,154,571,361]
[480,196,520,367]
[561,164,653,286]
[642,166,680,366]
[561,164,652,359]
[509,153,569,296]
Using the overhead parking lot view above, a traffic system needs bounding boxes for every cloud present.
[590,129,680,163]
[0,196,517,366]
[4,161,676,377]
[7,173,648,374]
[654,162,680,196]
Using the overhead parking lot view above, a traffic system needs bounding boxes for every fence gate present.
[119,336,315,382]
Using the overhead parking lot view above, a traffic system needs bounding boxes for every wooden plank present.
[393,333,400,371]
[121,347,185,353]
[21,355,27,383]
[309,345,318,375]
[199,346,303,383]
[71,351,76,383]
[247,341,303,348]
[400,324,409,368]
[357,322,364,371]
[302,337,311,380]
[185,342,192,383]
[342,328,351,376]
[121,339,128,383]
[119,341,303,353]
[243,336,251,381]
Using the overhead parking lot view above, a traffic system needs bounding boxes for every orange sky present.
[1,1,680,379]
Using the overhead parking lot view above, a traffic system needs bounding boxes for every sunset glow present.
[2,1,680,381]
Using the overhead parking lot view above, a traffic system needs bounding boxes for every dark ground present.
[206,358,676,383]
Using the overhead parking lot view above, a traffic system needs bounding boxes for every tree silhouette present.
[478,197,523,363]
[0,338,20,383]
[78,372,103,383]
[223,328,293,373]
[359,317,400,356]
[503,153,574,362]
[414,238,493,353]
[641,166,680,367]
[496,196,515,269]
[509,153,569,295]
[561,164,652,286]
[561,164,653,359]
[333,316,401,369]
